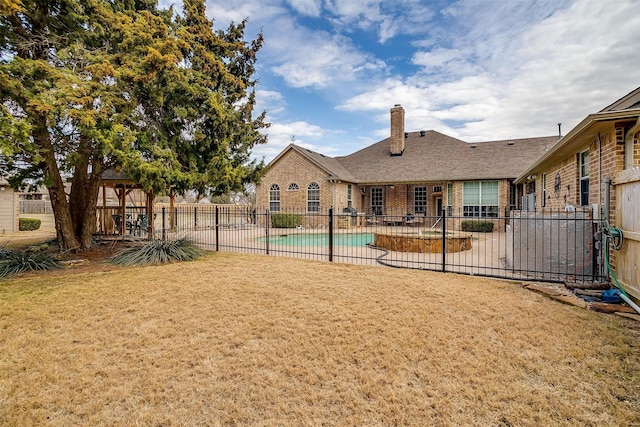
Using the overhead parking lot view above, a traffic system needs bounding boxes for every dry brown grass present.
[1,252,639,426]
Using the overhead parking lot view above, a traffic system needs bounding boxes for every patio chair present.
[112,214,122,234]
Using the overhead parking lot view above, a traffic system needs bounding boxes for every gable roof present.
[267,144,357,182]
[516,86,640,183]
[599,86,640,112]
[268,132,557,185]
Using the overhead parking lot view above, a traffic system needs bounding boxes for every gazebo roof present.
[99,169,144,189]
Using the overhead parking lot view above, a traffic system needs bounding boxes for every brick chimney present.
[390,104,405,156]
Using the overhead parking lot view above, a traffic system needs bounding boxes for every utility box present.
[506,210,594,281]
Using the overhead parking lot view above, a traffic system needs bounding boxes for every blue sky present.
[160,0,640,162]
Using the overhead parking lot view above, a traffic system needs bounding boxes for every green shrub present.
[0,249,61,278]
[461,220,494,233]
[109,238,204,266]
[271,213,302,228]
[19,218,41,231]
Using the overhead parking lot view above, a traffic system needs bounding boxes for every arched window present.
[269,184,280,212]
[288,183,299,191]
[307,182,320,212]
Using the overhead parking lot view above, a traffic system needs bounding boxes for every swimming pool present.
[260,233,374,247]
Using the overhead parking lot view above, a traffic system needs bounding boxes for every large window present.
[579,150,589,206]
[269,184,280,212]
[307,182,320,212]
[463,181,498,217]
[414,186,427,214]
[371,187,383,215]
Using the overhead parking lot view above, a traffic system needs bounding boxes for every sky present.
[159,0,640,163]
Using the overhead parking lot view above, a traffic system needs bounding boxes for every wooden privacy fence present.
[614,169,640,300]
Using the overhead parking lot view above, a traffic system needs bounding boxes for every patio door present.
[435,197,442,216]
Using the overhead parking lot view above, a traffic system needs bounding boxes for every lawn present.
[1,252,639,425]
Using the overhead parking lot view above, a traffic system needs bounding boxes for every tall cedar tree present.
[0,0,267,250]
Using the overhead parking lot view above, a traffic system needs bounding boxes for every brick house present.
[516,86,640,213]
[256,105,557,225]
[515,86,640,298]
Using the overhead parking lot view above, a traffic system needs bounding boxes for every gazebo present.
[97,169,155,238]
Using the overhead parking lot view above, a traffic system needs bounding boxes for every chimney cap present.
[394,104,401,107]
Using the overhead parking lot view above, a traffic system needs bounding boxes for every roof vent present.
[470,144,477,148]
[420,130,426,137]
[404,132,408,138]
[507,141,514,146]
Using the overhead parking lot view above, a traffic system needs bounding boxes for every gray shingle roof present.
[271,131,558,184]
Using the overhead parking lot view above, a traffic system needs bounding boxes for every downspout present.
[597,133,602,207]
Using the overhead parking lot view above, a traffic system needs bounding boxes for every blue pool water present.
[261,233,374,247]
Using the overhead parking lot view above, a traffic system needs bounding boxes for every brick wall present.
[256,149,334,211]
[534,123,639,218]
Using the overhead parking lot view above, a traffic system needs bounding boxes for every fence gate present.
[614,169,640,299]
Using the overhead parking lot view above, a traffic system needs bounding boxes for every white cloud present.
[285,0,322,17]
[324,0,435,42]
[339,0,640,145]
[267,22,386,88]
[253,120,328,160]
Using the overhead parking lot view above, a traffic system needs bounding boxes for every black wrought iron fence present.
[145,205,604,285]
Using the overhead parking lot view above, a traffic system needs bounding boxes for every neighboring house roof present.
[516,86,640,183]
[268,132,558,185]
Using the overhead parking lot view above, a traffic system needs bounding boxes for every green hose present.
[603,223,628,297]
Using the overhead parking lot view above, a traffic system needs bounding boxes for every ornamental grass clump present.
[0,249,61,278]
[109,238,204,266]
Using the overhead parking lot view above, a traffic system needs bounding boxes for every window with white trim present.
[371,187,383,215]
[414,186,427,214]
[463,181,498,217]
[307,182,320,212]
[447,182,453,216]
[269,184,280,212]
[347,184,353,207]
[579,150,589,206]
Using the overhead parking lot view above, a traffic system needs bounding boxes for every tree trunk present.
[69,135,103,250]
[32,118,81,251]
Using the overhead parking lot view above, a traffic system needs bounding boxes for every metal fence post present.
[265,209,270,255]
[194,206,198,229]
[329,207,334,262]
[161,207,166,241]
[215,205,219,252]
[441,207,447,272]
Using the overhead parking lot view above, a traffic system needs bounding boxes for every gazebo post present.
[120,184,126,237]
[146,190,154,239]
[101,185,106,234]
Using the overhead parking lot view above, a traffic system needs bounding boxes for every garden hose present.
[608,226,624,251]
[603,222,628,297]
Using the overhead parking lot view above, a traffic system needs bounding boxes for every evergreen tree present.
[0,0,266,250]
